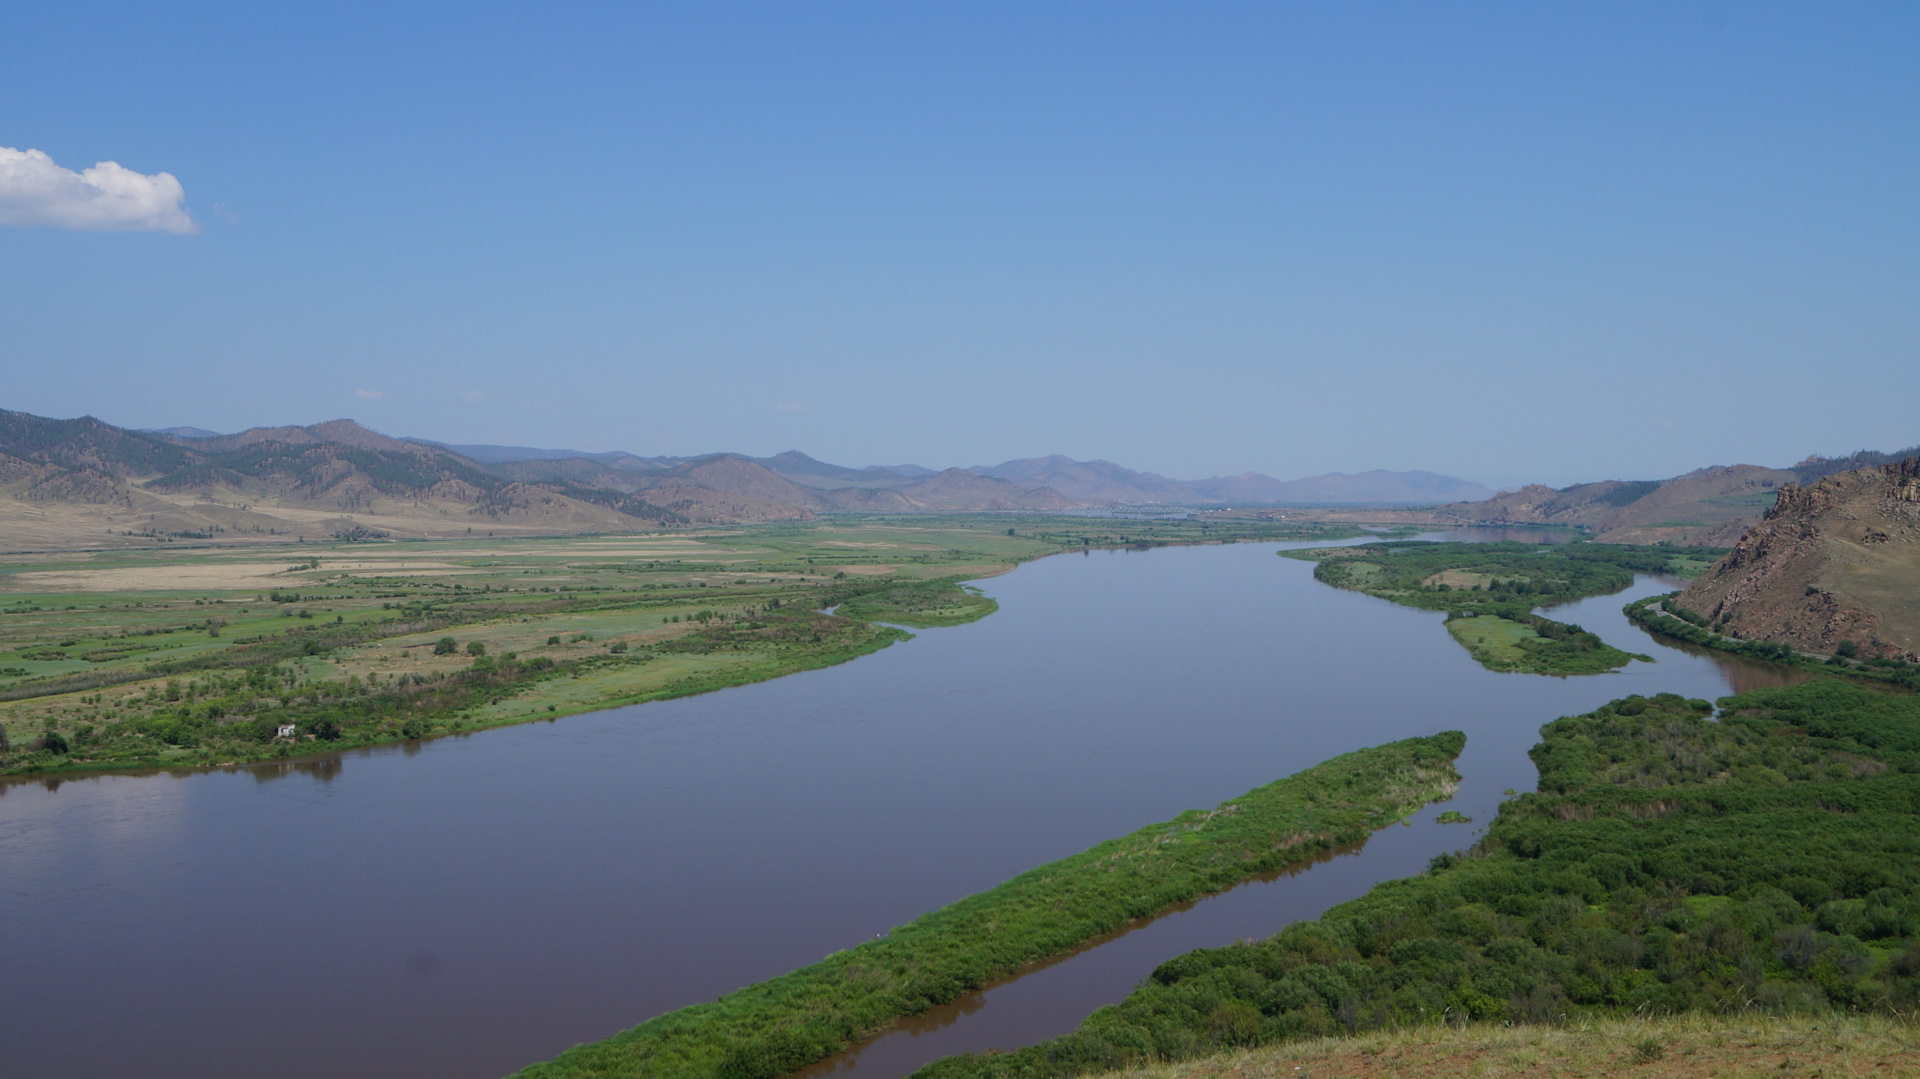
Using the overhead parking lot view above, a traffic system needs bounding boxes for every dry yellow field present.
[1107,1015,1920,1079]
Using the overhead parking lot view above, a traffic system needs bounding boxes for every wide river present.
[0,534,1801,1079]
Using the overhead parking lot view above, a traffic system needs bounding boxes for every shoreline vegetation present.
[908,681,1920,1079]
[0,515,1373,779]
[1278,541,1717,675]
[1627,593,1920,691]
[509,732,1467,1079]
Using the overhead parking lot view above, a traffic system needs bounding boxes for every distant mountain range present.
[1247,447,1920,546]
[19,407,1910,555]
[0,411,1080,550]
[411,441,1494,506]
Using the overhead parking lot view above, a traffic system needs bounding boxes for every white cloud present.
[777,401,808,412]
[356,388,384,400]
[0,146,197,233]
[460,389,488,403]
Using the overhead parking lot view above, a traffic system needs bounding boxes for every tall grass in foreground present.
[511,732,1466,1079]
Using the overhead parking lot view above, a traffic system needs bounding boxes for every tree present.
[434,637,458,655]
[466,641,486,656]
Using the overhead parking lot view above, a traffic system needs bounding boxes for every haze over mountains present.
[1258,448,1920,547]
[411,440,1495,506]
[3,407,1913,558]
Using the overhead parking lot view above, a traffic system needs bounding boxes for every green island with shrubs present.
[510,732,1467,1079]
[1279,541,1712,675]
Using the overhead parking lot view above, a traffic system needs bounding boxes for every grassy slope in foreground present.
[510,732,1467,1079]
[1280,541,1673,674]
[1098,1014,1920,1079]
[912,681,1920,1079]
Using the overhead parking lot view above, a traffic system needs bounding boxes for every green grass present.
[509,731,1467,1079]
[1444,615,1537,669]
[911,683,1920,1079]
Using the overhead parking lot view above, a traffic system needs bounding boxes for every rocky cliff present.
[1676,458,1920,661]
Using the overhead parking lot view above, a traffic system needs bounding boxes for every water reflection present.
[251,756,345,784]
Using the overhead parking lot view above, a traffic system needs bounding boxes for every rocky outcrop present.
[1677,458,1920,661]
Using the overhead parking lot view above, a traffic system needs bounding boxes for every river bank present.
[1626,593,1920,691]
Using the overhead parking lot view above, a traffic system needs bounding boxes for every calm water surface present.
[0,537,1801,1079]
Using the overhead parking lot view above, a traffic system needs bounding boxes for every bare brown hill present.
[1676,457,1920,660]
[0,412,680,551]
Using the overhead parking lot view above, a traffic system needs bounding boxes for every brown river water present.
[0,533,1803,1079]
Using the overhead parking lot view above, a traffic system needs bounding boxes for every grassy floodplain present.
[511,732,1467,1079]
[911,680,1920,1079]
[1278,541,1714,675]
[0,515,1368,777]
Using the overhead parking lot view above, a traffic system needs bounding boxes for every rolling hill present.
[0,411,674,550]
[0,410,1080,550]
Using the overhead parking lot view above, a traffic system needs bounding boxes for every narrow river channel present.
[0,534,1803,1079]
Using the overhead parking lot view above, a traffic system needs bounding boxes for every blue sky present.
[3,2,1915,487]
